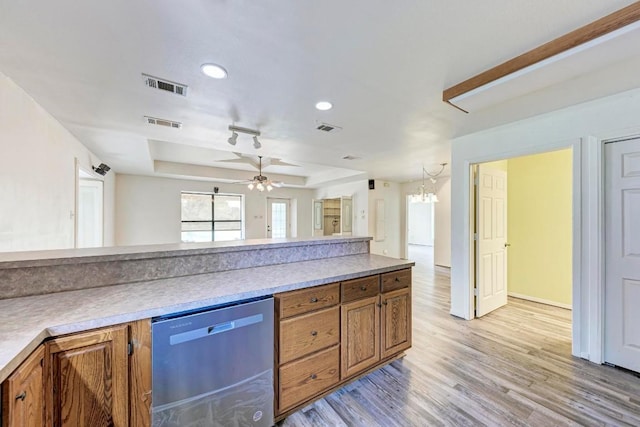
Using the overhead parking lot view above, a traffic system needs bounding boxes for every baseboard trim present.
[508,292,572,310]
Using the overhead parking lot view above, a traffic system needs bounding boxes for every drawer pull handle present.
[310,297,318,303]
[360,286,367,291]
[15,391,26,401]
[395,277,400,282]
[310,374,317,380]
[311,330,318,336]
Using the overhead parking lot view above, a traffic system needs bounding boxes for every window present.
[181,193,243,242]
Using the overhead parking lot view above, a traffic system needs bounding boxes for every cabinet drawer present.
[280,306,339,364]
[279,345,339,413]
[341,275,379,303]
[277,283,340,318]
[381,269,411,293]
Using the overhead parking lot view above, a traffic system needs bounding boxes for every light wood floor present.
[281,245,640,426]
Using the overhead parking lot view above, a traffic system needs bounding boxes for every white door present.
[476,165,508,317]
[77,178,103,248]
[605,139,640,372]
[341,196,353,235]
[267,198,290,238]
[312,199,324,237]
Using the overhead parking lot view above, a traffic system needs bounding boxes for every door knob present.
[504,243,511,248]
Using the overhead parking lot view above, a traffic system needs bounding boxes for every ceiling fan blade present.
[269,159,300,167]
[271,181,284,187]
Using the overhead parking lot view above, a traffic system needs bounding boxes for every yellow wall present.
[506,149,573,306]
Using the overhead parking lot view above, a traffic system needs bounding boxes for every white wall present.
[0,72,115,252]
[314,180,369,237]
[433,177,451,267]
[115,174,314,246]
[450,87,640,364]
[407,202,433,245]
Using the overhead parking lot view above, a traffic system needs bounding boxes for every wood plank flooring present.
[281,245,640,426]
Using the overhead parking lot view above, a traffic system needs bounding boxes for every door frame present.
[459,138,586,356]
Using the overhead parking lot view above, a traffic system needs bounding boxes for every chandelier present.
[411,163,447,203]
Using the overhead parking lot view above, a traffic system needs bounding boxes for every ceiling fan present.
[236,156,283,191]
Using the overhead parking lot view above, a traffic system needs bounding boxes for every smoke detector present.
[142,74,188,97]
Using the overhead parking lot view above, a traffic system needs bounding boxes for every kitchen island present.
[0,236,413,426]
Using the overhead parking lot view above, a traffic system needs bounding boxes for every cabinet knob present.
[310,330,318,336]
[310,374,317,380]
[15,391,26,401]
[383,300,388,305]
[360,286,367,291]
[377,303,382,307]
[310,297,318,303]
[394,277,400,282]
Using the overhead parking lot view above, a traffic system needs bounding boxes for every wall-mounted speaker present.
[368,179,375,190]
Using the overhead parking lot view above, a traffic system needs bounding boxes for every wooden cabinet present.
[275,283,341,415]
[1,345,45,427]
[43,320,152,427]
[381,287,412,359]
[2,319,152,427]
[45,324,130,427]
[275,268,412,421]
[341,295,380,379]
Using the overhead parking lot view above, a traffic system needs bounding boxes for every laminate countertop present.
[0,253,413,383]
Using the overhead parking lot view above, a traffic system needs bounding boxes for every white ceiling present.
[1,0,639,186]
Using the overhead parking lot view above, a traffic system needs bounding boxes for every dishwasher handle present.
[169,314,264,346]
[208,321,234,335]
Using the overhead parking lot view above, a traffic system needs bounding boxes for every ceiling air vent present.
[316,122,342,132]
[144,116,182,129]
[142,74,188,97]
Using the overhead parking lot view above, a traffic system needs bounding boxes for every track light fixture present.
[227,125,262,149]
[227,131,238,145]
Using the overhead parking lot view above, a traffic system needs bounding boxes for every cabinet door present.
[341,295,380,379]
[46,325,129,427]
[341,196,353,235]
[381,288,412,359]
[1,345,44,427]
[312,199,324,237]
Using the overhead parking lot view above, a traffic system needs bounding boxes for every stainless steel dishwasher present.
[151,297,274,427]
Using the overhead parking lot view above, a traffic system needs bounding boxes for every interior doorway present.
[406,195,435,267]
[471,149,573,319]
[76,169,104,248]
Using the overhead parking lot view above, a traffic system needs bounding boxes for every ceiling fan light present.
[247,183,254,190]
[266,184,273,192]
[257,182,264,191]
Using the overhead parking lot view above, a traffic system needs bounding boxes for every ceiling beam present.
[442,1,640,110]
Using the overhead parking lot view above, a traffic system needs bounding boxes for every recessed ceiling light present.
[315,101,333,111]
[201,63,228,79]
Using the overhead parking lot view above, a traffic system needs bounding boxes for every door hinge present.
[473,233,478,241]
[127,342,133,356]
[474,176,479,186]
[473,287,478,296]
